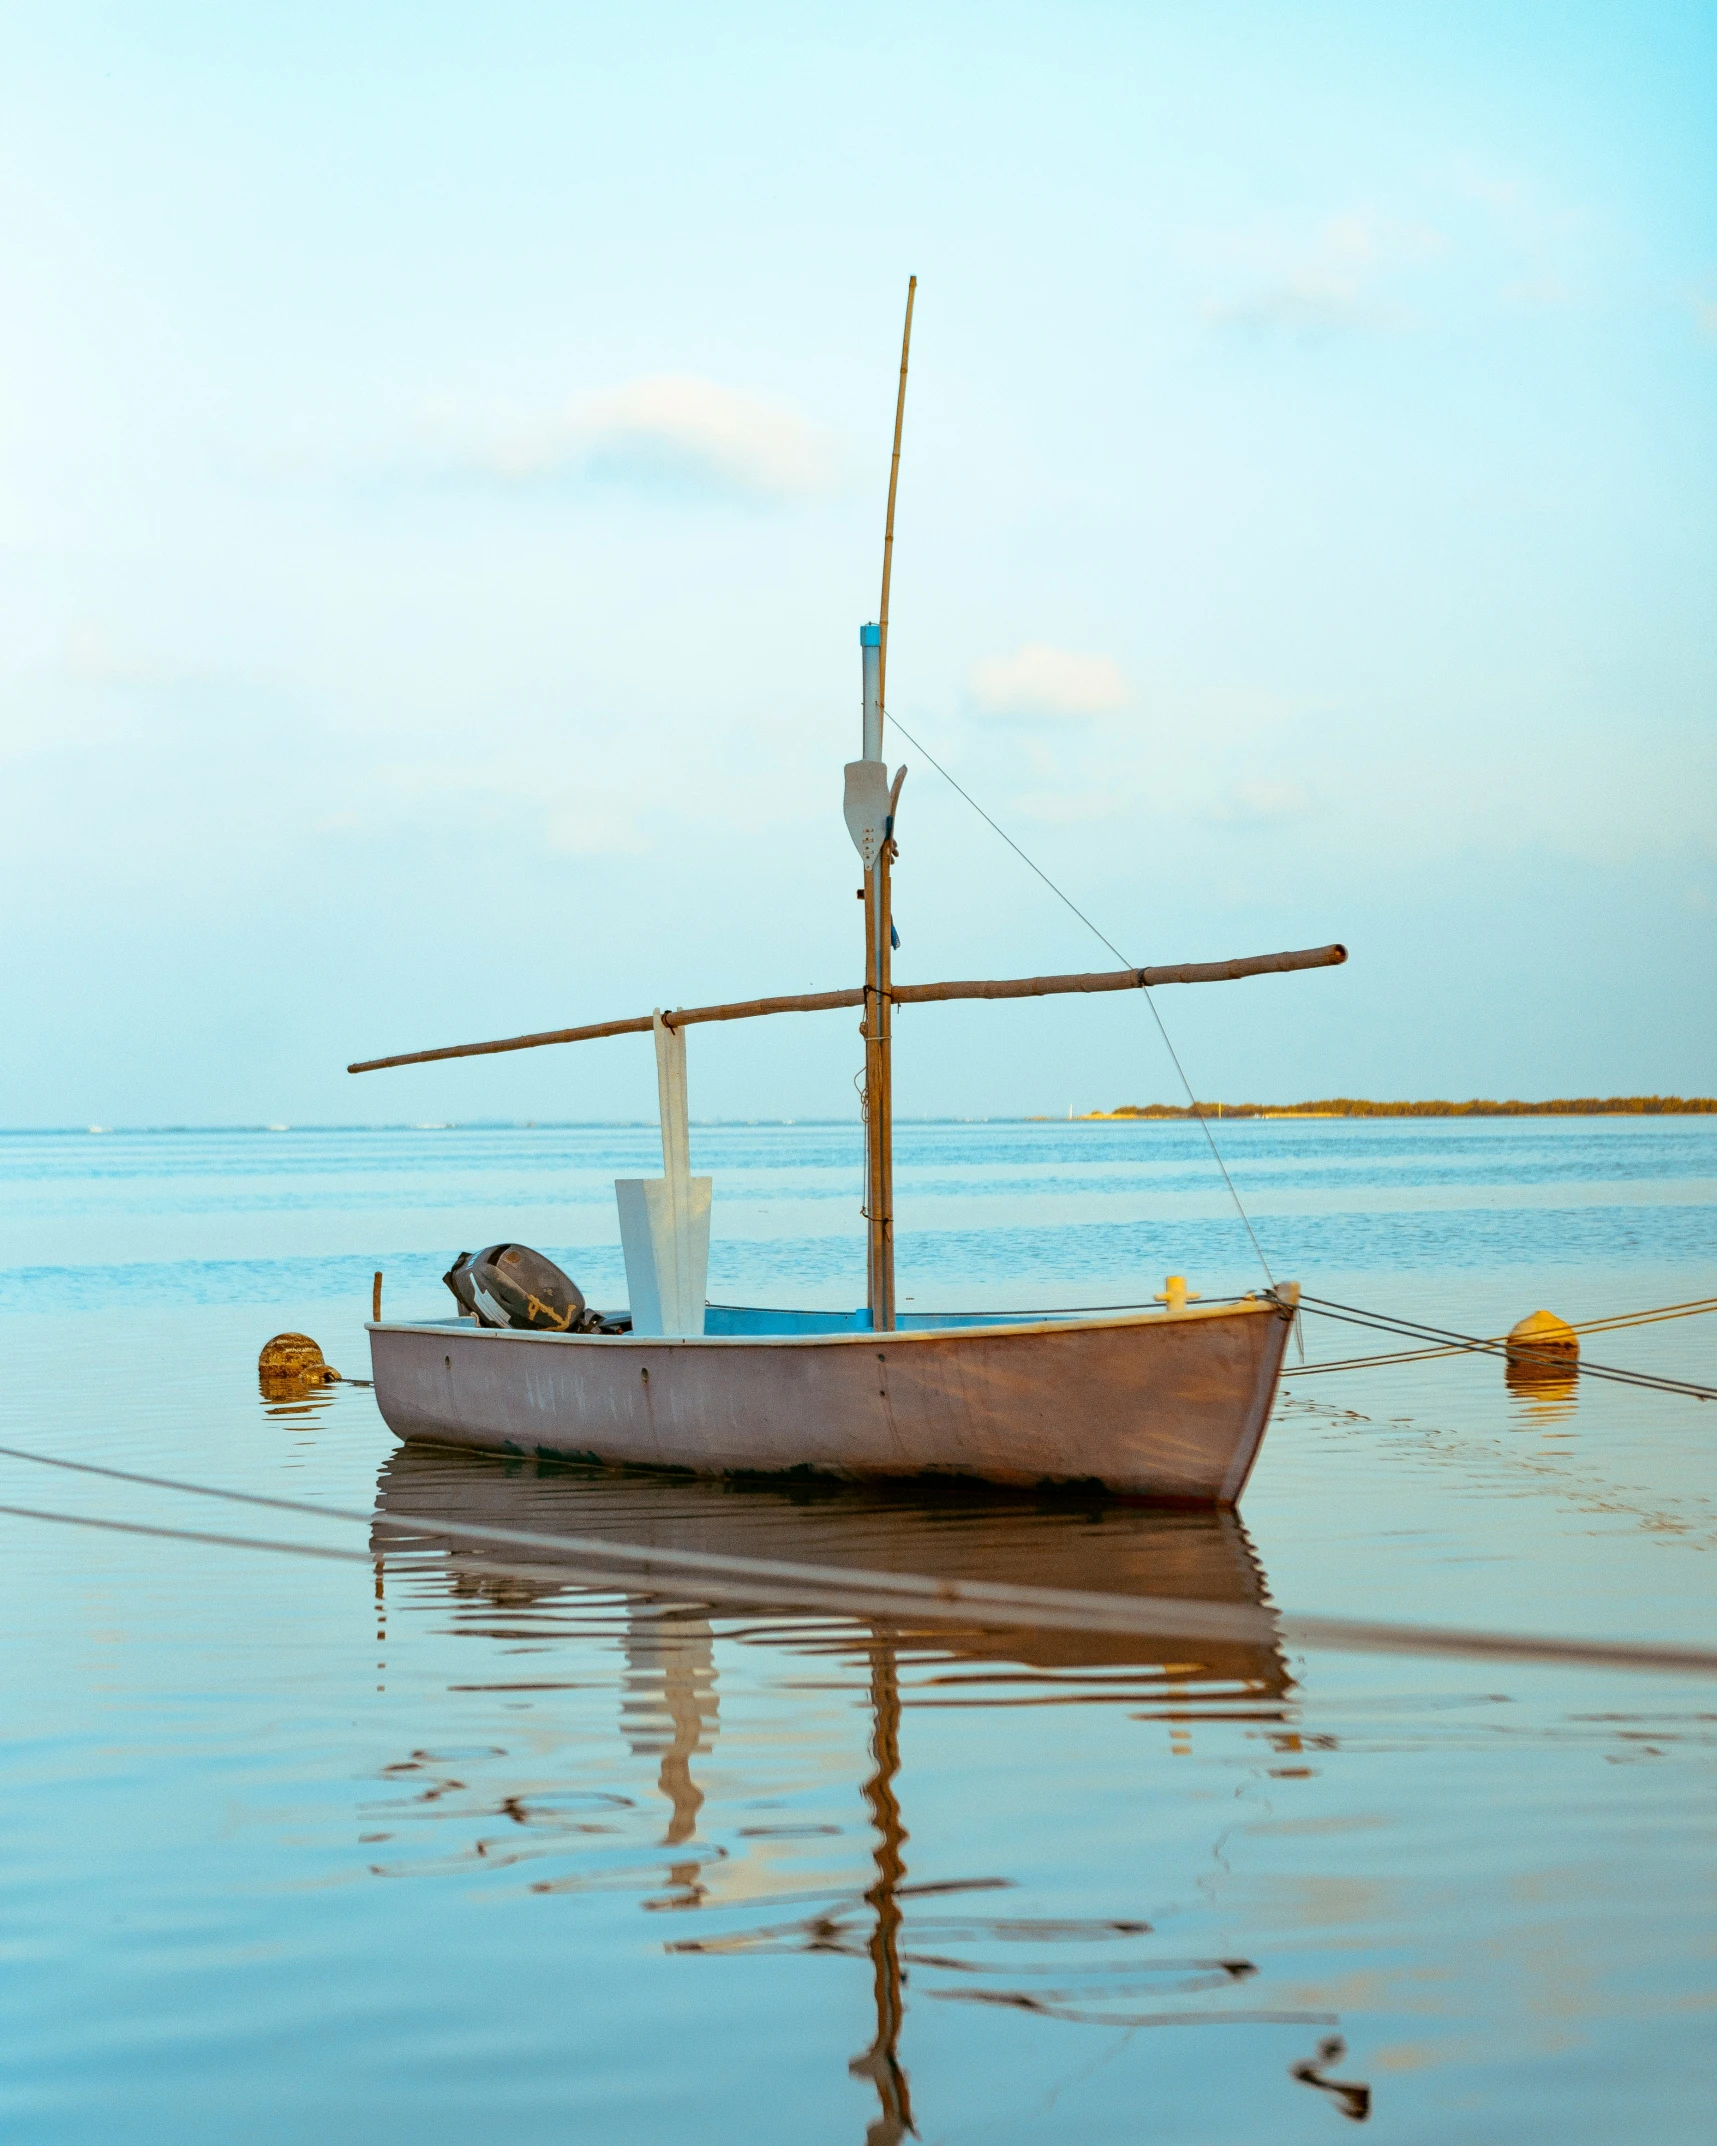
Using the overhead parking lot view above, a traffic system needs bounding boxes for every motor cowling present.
[444,1244,593,1332]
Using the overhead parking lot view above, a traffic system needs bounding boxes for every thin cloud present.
[970,642,1131,718]
[1451,157,1582,246]
[1502,274,1572,310]
[1208,274,1394,338]
[1451,159,1596,312]
[1206,213,1446,341]
[547,799,649,856]
[425,374,839,501]
[64,623,195,689]
[1218,777,1312,824]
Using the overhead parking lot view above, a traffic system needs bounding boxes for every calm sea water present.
[2,1117,1713,2142]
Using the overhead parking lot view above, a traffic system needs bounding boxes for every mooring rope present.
[0,1444,1712,1678]
[1289,1294,1717,1379]
[845,1293,1715,1399]
[1292,1295,1717,1401]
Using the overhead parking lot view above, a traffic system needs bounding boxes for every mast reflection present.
[850,1636,914,2144]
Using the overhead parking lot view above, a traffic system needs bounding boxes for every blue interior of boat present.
[406,1305,1088,1335]
[702,1304,1070,1334]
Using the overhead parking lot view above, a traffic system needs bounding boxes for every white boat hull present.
[367,1286,1297,1504]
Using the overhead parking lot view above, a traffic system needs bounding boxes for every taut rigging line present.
[1291,1295,1717,1402]
[1,1443,1715,1678]
[1287,1292,1717,1381]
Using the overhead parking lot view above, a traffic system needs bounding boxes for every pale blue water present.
[2,1117,1713,2141]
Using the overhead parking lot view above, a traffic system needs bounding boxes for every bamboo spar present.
[877,275,915,716]
[345,945,1349,1072]
[865,277,916,1332]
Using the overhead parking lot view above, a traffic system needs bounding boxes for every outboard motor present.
[443,1244,595,1332]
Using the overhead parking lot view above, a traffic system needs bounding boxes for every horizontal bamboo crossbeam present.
[896,945,1346,1004]
[347,942,1346,1074]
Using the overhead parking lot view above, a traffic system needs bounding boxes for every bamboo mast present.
[877,275,915,715]
[864,277,915,1334]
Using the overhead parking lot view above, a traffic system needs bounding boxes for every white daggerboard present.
[616,1012,711,1337]
[843,759,892,871]
[616,1178,711,1336]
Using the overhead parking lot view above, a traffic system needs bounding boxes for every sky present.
[2,0,1714,1127]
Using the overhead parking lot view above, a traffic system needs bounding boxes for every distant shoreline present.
[1073,1096,1717,1121]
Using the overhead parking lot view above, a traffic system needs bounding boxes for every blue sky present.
[2,2,1713,1125]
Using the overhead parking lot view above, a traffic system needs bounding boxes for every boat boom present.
[346,942,1347,1074]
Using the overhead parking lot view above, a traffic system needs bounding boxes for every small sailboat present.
[350,283,1346,1503]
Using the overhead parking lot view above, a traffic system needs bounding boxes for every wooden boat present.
[349,281,1346,1504]
[367,1289,1300,1503]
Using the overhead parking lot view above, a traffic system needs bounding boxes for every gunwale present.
[366,1288,1292,1352]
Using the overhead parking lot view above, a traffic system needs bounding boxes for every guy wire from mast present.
[882,706,1278,1287]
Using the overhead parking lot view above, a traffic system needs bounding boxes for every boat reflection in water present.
[370,1450,1327,2139]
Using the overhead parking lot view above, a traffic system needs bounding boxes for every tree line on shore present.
[1098,1096,1717,1119]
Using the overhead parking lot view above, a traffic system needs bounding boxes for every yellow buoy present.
[258,1332,341,1399]
[1505,1309,1578,1377]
